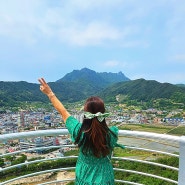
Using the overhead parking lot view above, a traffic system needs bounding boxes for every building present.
[20,137,60,154]
[163,118,185,124]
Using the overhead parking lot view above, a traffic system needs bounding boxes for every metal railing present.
[0,129,184,185]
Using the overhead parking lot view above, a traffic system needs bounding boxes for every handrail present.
[126,146,179,157]
[0,129,68,142]
[0,156,78,172]
[0,129,182,142]
[114,168,178,184]
[0,167,75,185]
[0,145,77,158]
[118,130,181,142]
[38,179,75,185]
[0,129,183,185]
[112,157,179,171]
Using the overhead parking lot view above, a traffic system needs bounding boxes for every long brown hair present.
[75,96,116,158]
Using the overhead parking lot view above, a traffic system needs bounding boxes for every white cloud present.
[58,22,121,46]
[129,72,185,84]
[164,1,185,53]
[168,54,185,64]
[0,0,183,49]
[121,40,149,48]
[0,1,58,43]
[161,73,185,84]
[0,0,148,47]
[1,0,123,45]
[1,0,185,84]
[103,60,120,67]
[66,0,124,11]
[103,60,132,69]
[172,55,185,63]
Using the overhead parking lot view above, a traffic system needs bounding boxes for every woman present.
[38,78,124,185]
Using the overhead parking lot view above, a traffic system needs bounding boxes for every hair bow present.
[84,112,110,122]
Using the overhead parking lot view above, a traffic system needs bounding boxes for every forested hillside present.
[0,69,185,107]
[99,78,185,103]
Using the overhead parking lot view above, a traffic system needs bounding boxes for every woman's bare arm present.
[38,78,70,123]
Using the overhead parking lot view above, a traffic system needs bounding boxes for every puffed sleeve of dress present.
[65,116,82,142]
[110,126,125,149]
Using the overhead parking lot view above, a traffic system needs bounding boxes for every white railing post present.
[178,136,185,185]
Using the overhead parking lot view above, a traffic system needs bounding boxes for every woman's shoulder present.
[109,126,119,147]
[66,116,82,125]
[65,116,82,142]
[109,126,119,135]
[66,115,78,122]
[65,116,82,131]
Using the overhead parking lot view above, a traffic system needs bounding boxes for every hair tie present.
[84,112,110,122]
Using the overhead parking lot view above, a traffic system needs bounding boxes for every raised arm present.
[38,78,70,123]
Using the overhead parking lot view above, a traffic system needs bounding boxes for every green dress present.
[66,116,124,185]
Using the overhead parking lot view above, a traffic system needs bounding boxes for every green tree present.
[0,158,4,167]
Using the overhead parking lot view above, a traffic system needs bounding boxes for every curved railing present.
[0,129,184,185]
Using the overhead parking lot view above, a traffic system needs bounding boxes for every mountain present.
[0,69,185,107]
[176,84,185,88]
[0,81,51,107]
[98,78,185,103]
[56,67,130,88]
[0,68,130,106]
[0,80,87,106]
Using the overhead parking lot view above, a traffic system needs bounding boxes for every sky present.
[0,0,185,84]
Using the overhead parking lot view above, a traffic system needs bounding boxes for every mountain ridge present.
[56,68,130,88]
[98,78,185,103]
[0,68,185,107]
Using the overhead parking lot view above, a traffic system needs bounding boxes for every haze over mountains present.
[0,68,185,106]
